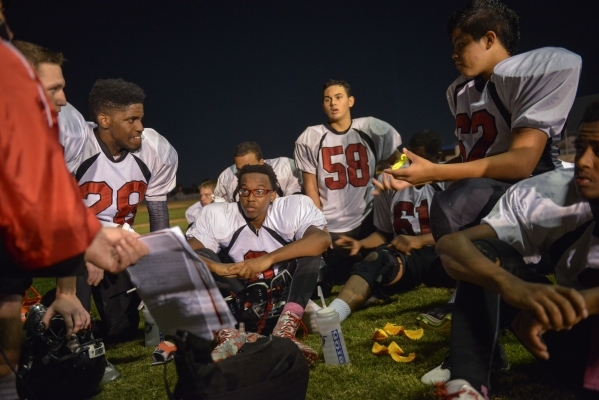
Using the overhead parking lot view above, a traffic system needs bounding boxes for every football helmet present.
[17,304,107,400]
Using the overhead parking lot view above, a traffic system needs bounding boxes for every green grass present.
[32,201,591,399]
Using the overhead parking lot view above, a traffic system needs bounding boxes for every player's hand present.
[227,256,273,280]
[85,228,149,274]
[209,262,238,278]
[42,294,90,338]
[389,235,422,255]
[511,310,549,360]
[86,262,104,286]
[372,173,412,195]
[334,234,362,256]
[500,280,588,331]
[383,148,437,186]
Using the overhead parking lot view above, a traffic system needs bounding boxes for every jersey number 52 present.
[456,110,499,162]
[322,143,370,190]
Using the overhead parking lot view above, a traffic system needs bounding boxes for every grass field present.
[32,200,592,399]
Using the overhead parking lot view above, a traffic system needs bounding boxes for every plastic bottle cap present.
[316,306,337,318]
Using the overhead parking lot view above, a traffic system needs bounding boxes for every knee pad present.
[351,247,400,291]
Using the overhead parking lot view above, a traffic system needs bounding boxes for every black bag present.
[168,330,309,400]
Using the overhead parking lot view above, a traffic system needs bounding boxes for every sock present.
[330,298,351,323]
[0,372,18,400]
[282,302,304,318]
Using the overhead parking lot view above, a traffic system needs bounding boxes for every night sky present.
[7,0,599,186]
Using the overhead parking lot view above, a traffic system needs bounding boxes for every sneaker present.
[302,300,322,334]
[101,361,121,383]
[421,353,450,384]
[211,327,265,362]
[416,307,452,335]
[272,311,318,367]
[435,381,487,400]
[151,340,177,365]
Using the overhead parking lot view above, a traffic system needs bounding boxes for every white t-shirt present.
[186,195,326,262]
[213,157,302,203]
[447,47,580,175]
[294,116,402,232]
[482,169,596,290]
[58,103,178,226]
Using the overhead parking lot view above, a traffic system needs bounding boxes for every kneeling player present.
[187,164,331,366]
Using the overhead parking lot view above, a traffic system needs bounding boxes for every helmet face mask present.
[17,304,107,400]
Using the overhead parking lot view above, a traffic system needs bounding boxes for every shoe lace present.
[435,382,464,400]
[275,312,308,341]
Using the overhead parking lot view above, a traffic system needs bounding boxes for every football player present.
[377,0,581,333]
[58,79,178,342]
[433,101,599,399]
[185,180,217,225]
[187,164,331,367]
[329,130,453,323]
[295,79,402,283]
[213,141,302,202]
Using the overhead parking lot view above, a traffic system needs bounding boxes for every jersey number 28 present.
[79,181,148,225]
[322,143,370,190]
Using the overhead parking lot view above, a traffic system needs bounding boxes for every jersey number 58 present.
[322,143,370,190]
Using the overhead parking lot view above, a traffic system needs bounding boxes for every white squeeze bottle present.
[316,306,350,365]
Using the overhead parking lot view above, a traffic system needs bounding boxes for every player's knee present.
[351,247,400,291]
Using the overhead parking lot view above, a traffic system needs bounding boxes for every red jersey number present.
[393,200,430,236]
[322,143,370,190]
[456,110,498,162]
[79,180,148,225]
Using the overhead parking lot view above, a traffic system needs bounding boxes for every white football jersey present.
[58,103,178,226]
[482,169,596,289]
[294,117,402,232]
[213,157,302,203]
[373,177,445,236]
[448,47,581,175]
[185,201,204,224]
[187,195,326,262]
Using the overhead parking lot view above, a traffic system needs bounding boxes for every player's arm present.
[187,236,235,277]
[147,200,170,232]
[227,226,331,279]
[390,232,435,255]
[42,277,90,337]
[437,224,587,330]
[387,127,547,185]
[335,230,389,256]
[302,172,322,209]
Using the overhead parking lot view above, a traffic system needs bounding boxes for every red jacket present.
[0,40,101,275]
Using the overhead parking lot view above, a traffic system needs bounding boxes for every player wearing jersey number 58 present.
[295,80,402,283]
[376,0,581,243]
[58,79,178,342]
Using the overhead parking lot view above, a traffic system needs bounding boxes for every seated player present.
[214,141,302,202]
[185,180,217,225]
[58,79,178,342]
[329,130,453,323]
[187,164,331,366]
[377,0,581,329]
[434,102,599,399]
[295,79,402,283]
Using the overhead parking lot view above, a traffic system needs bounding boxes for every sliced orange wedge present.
[371,342,389,355]
[403,328,424,340]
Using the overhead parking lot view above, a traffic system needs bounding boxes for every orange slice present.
[371,342,389,355]
[403,328,424,340]
[383,323,404,336]
[372,328,389,341]
[390,352,416,363]
[387,341,404,355]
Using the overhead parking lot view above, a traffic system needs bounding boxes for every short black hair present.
[581,101,599,125]
[233,141,263,160]
[323,79,352,98]
[236,164,279,193]
[88,78,145,123]
[447,0,519,56]
[408,130,442,156]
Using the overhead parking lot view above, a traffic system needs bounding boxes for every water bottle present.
[316,306,350,365]
[142,307,164,347]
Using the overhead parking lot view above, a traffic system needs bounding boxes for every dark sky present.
[7,0,599,186]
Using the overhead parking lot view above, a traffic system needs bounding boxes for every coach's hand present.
[227,255,273,279]
[500,279,588,331]
[511,310,548,360]
[43,294,90,338]
[383,148,436,186]
[85,228,149,274]
[335,235,362,256]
